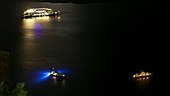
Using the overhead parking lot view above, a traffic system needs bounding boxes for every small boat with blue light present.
[50,68,65,79]
[23,8,60,18]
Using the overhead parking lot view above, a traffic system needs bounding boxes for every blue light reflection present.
[34,23,43,39]
[32,69,51,84]
[35,23,42,30]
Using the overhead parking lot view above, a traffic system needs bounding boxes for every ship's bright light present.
[26,9,34,13]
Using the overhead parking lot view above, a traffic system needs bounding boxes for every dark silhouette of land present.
[7,0,124,3]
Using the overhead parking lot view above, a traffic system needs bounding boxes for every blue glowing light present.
[32,70,51,84]
[30,68,71,84]
[56,69,65,74]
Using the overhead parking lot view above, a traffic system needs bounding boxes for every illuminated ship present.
[133,70,152,79]
[23,8,60,18]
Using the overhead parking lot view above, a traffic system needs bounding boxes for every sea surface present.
[1,1,166,96]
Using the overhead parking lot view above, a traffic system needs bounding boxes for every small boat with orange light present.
[133,70,152,79]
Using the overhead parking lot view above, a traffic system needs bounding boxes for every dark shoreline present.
[6,0,125,4]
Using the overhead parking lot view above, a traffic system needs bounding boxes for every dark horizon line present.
[9,0,125,3]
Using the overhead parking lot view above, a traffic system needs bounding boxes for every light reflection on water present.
[36,70,51,80]
[22,17,51,29]
[50,76,66,86]
[21,17,51,41]
[133,77,150,95]
[21,16,61,40]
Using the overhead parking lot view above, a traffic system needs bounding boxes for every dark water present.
[1,1,167,96]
